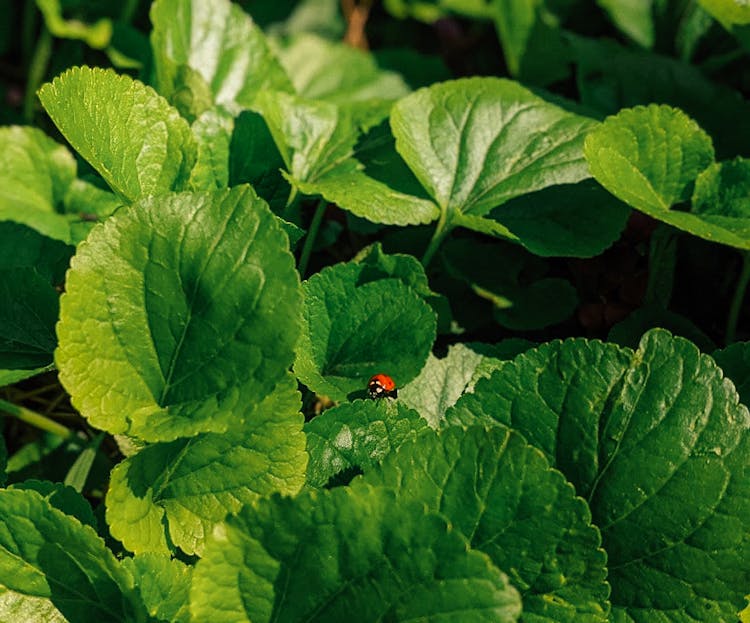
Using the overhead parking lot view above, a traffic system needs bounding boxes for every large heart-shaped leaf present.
[391,77,596,235]
[447,329,750,622]
[56,186,301,441]
[362,426,610,622]
[191,485,522,622]
[106,375,306,556]
[294,260,436,401]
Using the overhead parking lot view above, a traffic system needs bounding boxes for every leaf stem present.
[725,251,750,345]
[421,210,451,268]
[0,398,72,438]
[298,199,327,278]
[23,25,52,122]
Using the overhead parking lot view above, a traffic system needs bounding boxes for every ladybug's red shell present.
[368,374,397,399]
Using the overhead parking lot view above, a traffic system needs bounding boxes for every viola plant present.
[1,0,750,621]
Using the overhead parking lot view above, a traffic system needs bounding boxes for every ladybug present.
[368,373,397,399]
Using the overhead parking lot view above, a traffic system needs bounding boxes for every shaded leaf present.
[305,398,429,488]
[447,329,750,621]
[192,485,522,622]
[0,488,144,622]
[294,260,436,401]
[363,426,610,622]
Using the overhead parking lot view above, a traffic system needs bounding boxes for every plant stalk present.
[298,199,327,278]
[726,251,750,345]
[0,398,72,438]
[421,210,450,268]
[23,25,52,122]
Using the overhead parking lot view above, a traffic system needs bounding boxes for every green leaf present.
[0,224,71,371]
[362,426,610,622]
[0,268,59,369]
[390,77,596,233]
[189,106,234,190]
[585,105,750,249]
[447,329,750,621]
[486,180,631,257]
[0,126,77,243]
[105,375,306,556]
[398,344,486,427]
[691,158,750,238]
[10,480,97,529]
[353,242,451,328]
[150,0,293,113]
[585,104,714,213]
[280,117,440,227]
[255,90,359,188]
[192,485,522,622]
[0,366,55,390]
[442,238,578,331]
[189,513,279,623]
[38,66,197,204]
[304,398,429,488]
[277,33,410,106]
[63,432,104,493]
[608,305,716,352]
[712,342,750,407]
[492,0,542,75]
[292,158,440,226]
[294,260,436,401]
[56,186,302,441]
[0,488,144,622]
[0,221,73,284]
[572,36,750,159]
[492,0,571,85]
[228,110,288,212]
[597,0,655,47]
[258,0,345,39]
[0,433,6,487]
[698,0,750,25]
[0,588,66,623]
[122,554,192,623]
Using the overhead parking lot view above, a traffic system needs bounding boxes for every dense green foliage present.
[2,0,750,621]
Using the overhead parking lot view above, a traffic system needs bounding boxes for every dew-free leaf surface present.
[584,105,750,249]
[447,329,750,621]
[150,0,292,114]
[391,77,596,235]
[38,66,196,203]
[0,126,77,242]
[0,488,143,622]
[105,375,306,555]
[294,260,436,401]
[305,398,429,488]
[191,485,522,622]
[56,186,301,441]
[363,426,610,622]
